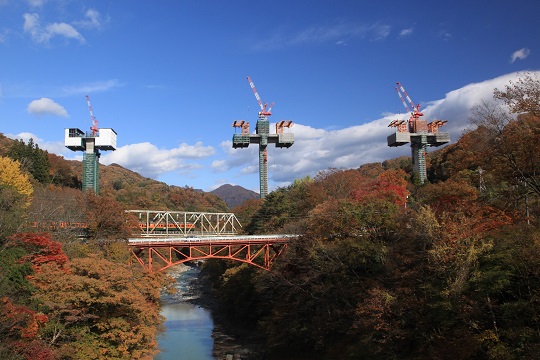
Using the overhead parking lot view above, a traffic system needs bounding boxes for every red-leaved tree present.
[13,232,69,273]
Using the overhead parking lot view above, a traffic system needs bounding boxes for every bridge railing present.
[125,210,242,237]
[127,234,299,272]
[128,234,298,244]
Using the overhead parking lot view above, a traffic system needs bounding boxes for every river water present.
[155,265,215,360]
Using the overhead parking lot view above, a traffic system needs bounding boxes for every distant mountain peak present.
[210,184,259,209]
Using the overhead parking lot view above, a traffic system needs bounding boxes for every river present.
[155,264,215,360]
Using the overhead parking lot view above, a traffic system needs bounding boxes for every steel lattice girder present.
[129,238,291,272]
[126,210,242,237]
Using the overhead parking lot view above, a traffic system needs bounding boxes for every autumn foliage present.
[31,255,164,359]
[2,73,540,359]
[0,297,48,339]
[0,155,33,205]
[207,74,540,359]
[351,169,409,207]
[0,227,165,360]
[14,233,69,272]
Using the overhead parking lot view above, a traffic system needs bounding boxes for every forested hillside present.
[0,133,225,358]
[0,135,229,212]
[1,73,540,359]
[203,74,540,359]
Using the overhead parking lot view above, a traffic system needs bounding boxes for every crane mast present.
[388,81,450,184]
[65,96,117,195]
[231,76,294,198]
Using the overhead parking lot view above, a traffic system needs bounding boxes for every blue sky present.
[1,0,538,193]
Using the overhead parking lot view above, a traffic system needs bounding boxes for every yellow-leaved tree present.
[0,156,34,240]
[0,155,34,205]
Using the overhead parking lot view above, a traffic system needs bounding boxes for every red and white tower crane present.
[388,81,450,184]
[86,95,99,136]
[395,82,423,120]
[64,96,116,194]
[231,76,294,198]
[247,76,273,117]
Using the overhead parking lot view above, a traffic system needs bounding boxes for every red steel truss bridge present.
[126,210,298,272]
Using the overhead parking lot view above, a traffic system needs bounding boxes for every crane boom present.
[247,76,272,116]
[247,76,264,111]
[396,82,415,112]
[266,101,274,114]
[395,82,423,118]
[395,86,411,113]
[86,95,99,136]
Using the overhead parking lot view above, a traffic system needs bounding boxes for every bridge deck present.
[128,234,298,272]
[128,234,297,246]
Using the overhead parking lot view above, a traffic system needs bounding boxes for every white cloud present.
[370,23,390,41]
[438,30,452,41]
[510,48,530,63]
[15,72,538,192]
[399,28,413,37]
[145,84,166,90]
[0,29,8,43]
[23,13,85,44]
[0,80,120,100]
[6,132,68,155]
[27,0,45,8]
[46,22,84,41]
[61,79,122,95]
[101,142,215,179]
[254,21,391,50]
[27,97,68,117]
[217,71,538,188]
[211,159,229,172]
[22,13,39,35]
[74,8,106,30]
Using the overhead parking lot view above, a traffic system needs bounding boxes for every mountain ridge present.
[210,184,259,209]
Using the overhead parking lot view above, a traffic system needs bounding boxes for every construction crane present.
[86,95,99,136]
[395,82,423,120]
[247,76,273,116]
[387,82,450,184]
[64,96,117,194]
[231,76,294,198]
